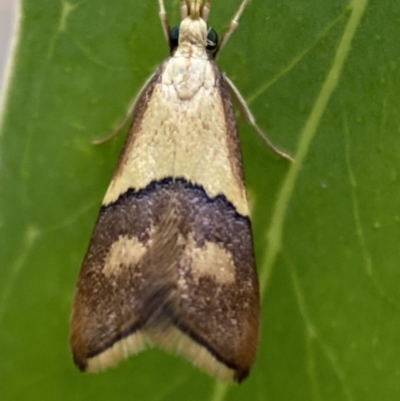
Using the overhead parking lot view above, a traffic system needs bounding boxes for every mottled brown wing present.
[70,59,259,383]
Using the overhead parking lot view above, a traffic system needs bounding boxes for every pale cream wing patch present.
[103,59,249,216]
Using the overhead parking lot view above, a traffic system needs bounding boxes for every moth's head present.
[169,0,219,56]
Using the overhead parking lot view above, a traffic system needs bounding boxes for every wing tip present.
[71,323,254,382]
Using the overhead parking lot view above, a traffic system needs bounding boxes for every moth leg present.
[223,73,294,162]
[217,0,250,55]
[92,71,157,145]
[158,0,170,44]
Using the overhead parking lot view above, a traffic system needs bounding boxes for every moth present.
[70,0,291,383]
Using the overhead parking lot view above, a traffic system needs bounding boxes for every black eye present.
[206,27,218,52]
[170,25,180,49]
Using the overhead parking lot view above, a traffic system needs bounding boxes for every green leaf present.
[1,0,399,400]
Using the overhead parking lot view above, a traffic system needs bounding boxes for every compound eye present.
[170,25,180,49]
[206,27,218,52]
